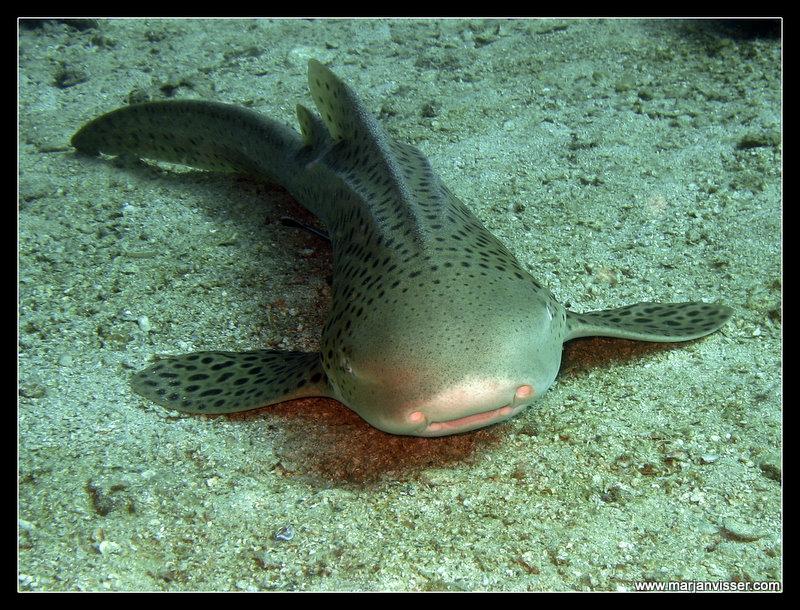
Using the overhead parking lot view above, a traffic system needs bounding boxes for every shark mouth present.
[423,403,521,436]
[404,384,535,436]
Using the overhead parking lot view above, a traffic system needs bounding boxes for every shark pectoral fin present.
[565,302,733,343]
[131,350,332,414]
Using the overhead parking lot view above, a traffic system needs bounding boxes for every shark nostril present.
[515,384,534,400]
[408,411,426,425]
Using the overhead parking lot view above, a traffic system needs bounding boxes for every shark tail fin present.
[71,100,305,185]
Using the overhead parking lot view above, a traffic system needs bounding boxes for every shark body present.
[71,60,732,436]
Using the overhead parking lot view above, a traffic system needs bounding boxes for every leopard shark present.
[71,59,732,436]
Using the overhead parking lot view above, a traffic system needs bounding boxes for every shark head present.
[323,274,566,436]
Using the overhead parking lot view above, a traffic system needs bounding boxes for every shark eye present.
[340,355,353,375]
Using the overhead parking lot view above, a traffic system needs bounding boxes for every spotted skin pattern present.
[131,351,327,414]
[72,60,732,436]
